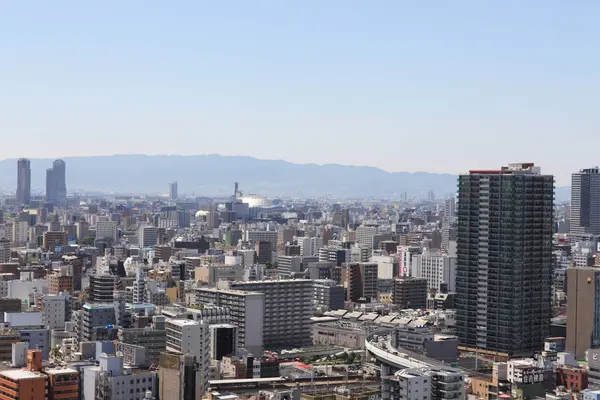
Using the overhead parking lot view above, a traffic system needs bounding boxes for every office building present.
[245,230,278,249]
[445,197,456,219]
[75,220,89,241]
[230,279,313,348]
[571,167,600,236]
[11,221,28,245]
[209,324,238,360]
[355,225,377,249]
[138,226,158,248]
[0,300,22,323]
[83,353,156,400]
[588,348,600,389]
[80,303,116,342]
[159,352,201,400]
[277,255,303,278]
[386,368,432,400]
[41,294,66,330]
[96,220,118,242]
[165,319,210,394]
[567,267,600,360]
[0,329,21,362]
[4,313,49,360]
[195,288,264,355]
[88,275,117,303]
[426,368,465,400]
[299,236,322,257]
[392,277,427,309]
[48,270,73,295]
[46,159,67,206]
[313,279,345,310]
[305,261,338,281]
[255,241,272,264]
[318,246,350,266]
[0,238,10,263]
[16,158,31,206]
[169,181,178,200]
[118,316,166,366]
[341,262,378,302]
[456,163,554,357]
[42,231,68,251]
[414,251,457,293]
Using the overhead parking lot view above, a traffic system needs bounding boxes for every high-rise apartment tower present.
[169,181,178,200]
[46,159,67,206]
[456,163,554,357]
[16,158,31,206]
[571,167,600,236]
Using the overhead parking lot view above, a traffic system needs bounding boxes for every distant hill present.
[0,154,570,200]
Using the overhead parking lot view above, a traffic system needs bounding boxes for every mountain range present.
[0,154,571,200]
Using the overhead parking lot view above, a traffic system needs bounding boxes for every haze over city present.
[3,1,600,185]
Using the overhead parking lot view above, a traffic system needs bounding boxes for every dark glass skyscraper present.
[571,167,600,236]
[455,163,554,358]
[45,159,67,206]
[16,158,31,205]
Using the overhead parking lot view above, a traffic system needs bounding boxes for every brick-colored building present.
[556,366,588,391]
[42,231,68,252]
[48,270,73,295]
[0,350,47,400]
[45,367,78,400]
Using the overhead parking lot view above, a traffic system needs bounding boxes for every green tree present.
[80,236,95,245]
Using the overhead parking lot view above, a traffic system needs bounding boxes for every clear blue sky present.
[2,1,599,185]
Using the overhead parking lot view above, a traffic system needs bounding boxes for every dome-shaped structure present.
[240,195,271,208]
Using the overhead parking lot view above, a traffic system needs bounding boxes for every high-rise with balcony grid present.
[456,163,554,358]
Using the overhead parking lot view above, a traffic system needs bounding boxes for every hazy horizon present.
[3,1,599,186]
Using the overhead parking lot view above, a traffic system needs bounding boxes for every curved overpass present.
[365,331,457,371]
[365,330,491,381]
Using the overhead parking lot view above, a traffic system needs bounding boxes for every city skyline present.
[3,2,600,186]
[0,152,587,188]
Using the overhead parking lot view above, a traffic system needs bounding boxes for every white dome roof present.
[240,195,271,208]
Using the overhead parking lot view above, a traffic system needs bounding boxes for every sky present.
[1,1,599,186]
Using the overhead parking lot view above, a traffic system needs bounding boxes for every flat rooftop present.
[166,319,203,327]
[195,287,263,296]
[209,377,285,385]
[0,369,45,380]
[45,367,78,375]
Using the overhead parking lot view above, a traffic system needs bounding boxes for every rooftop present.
[0,369,45,380]
[45,367,78,375]
[166,319,205,327]
[83,303,115,310]
[196,287,263,296]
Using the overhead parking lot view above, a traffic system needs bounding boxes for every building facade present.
[195,288,264,355]
[16,158,31,206]
[456,163,554,357]
[567,267,600,360]
[571,167,600,236]
[229,279,313,349]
